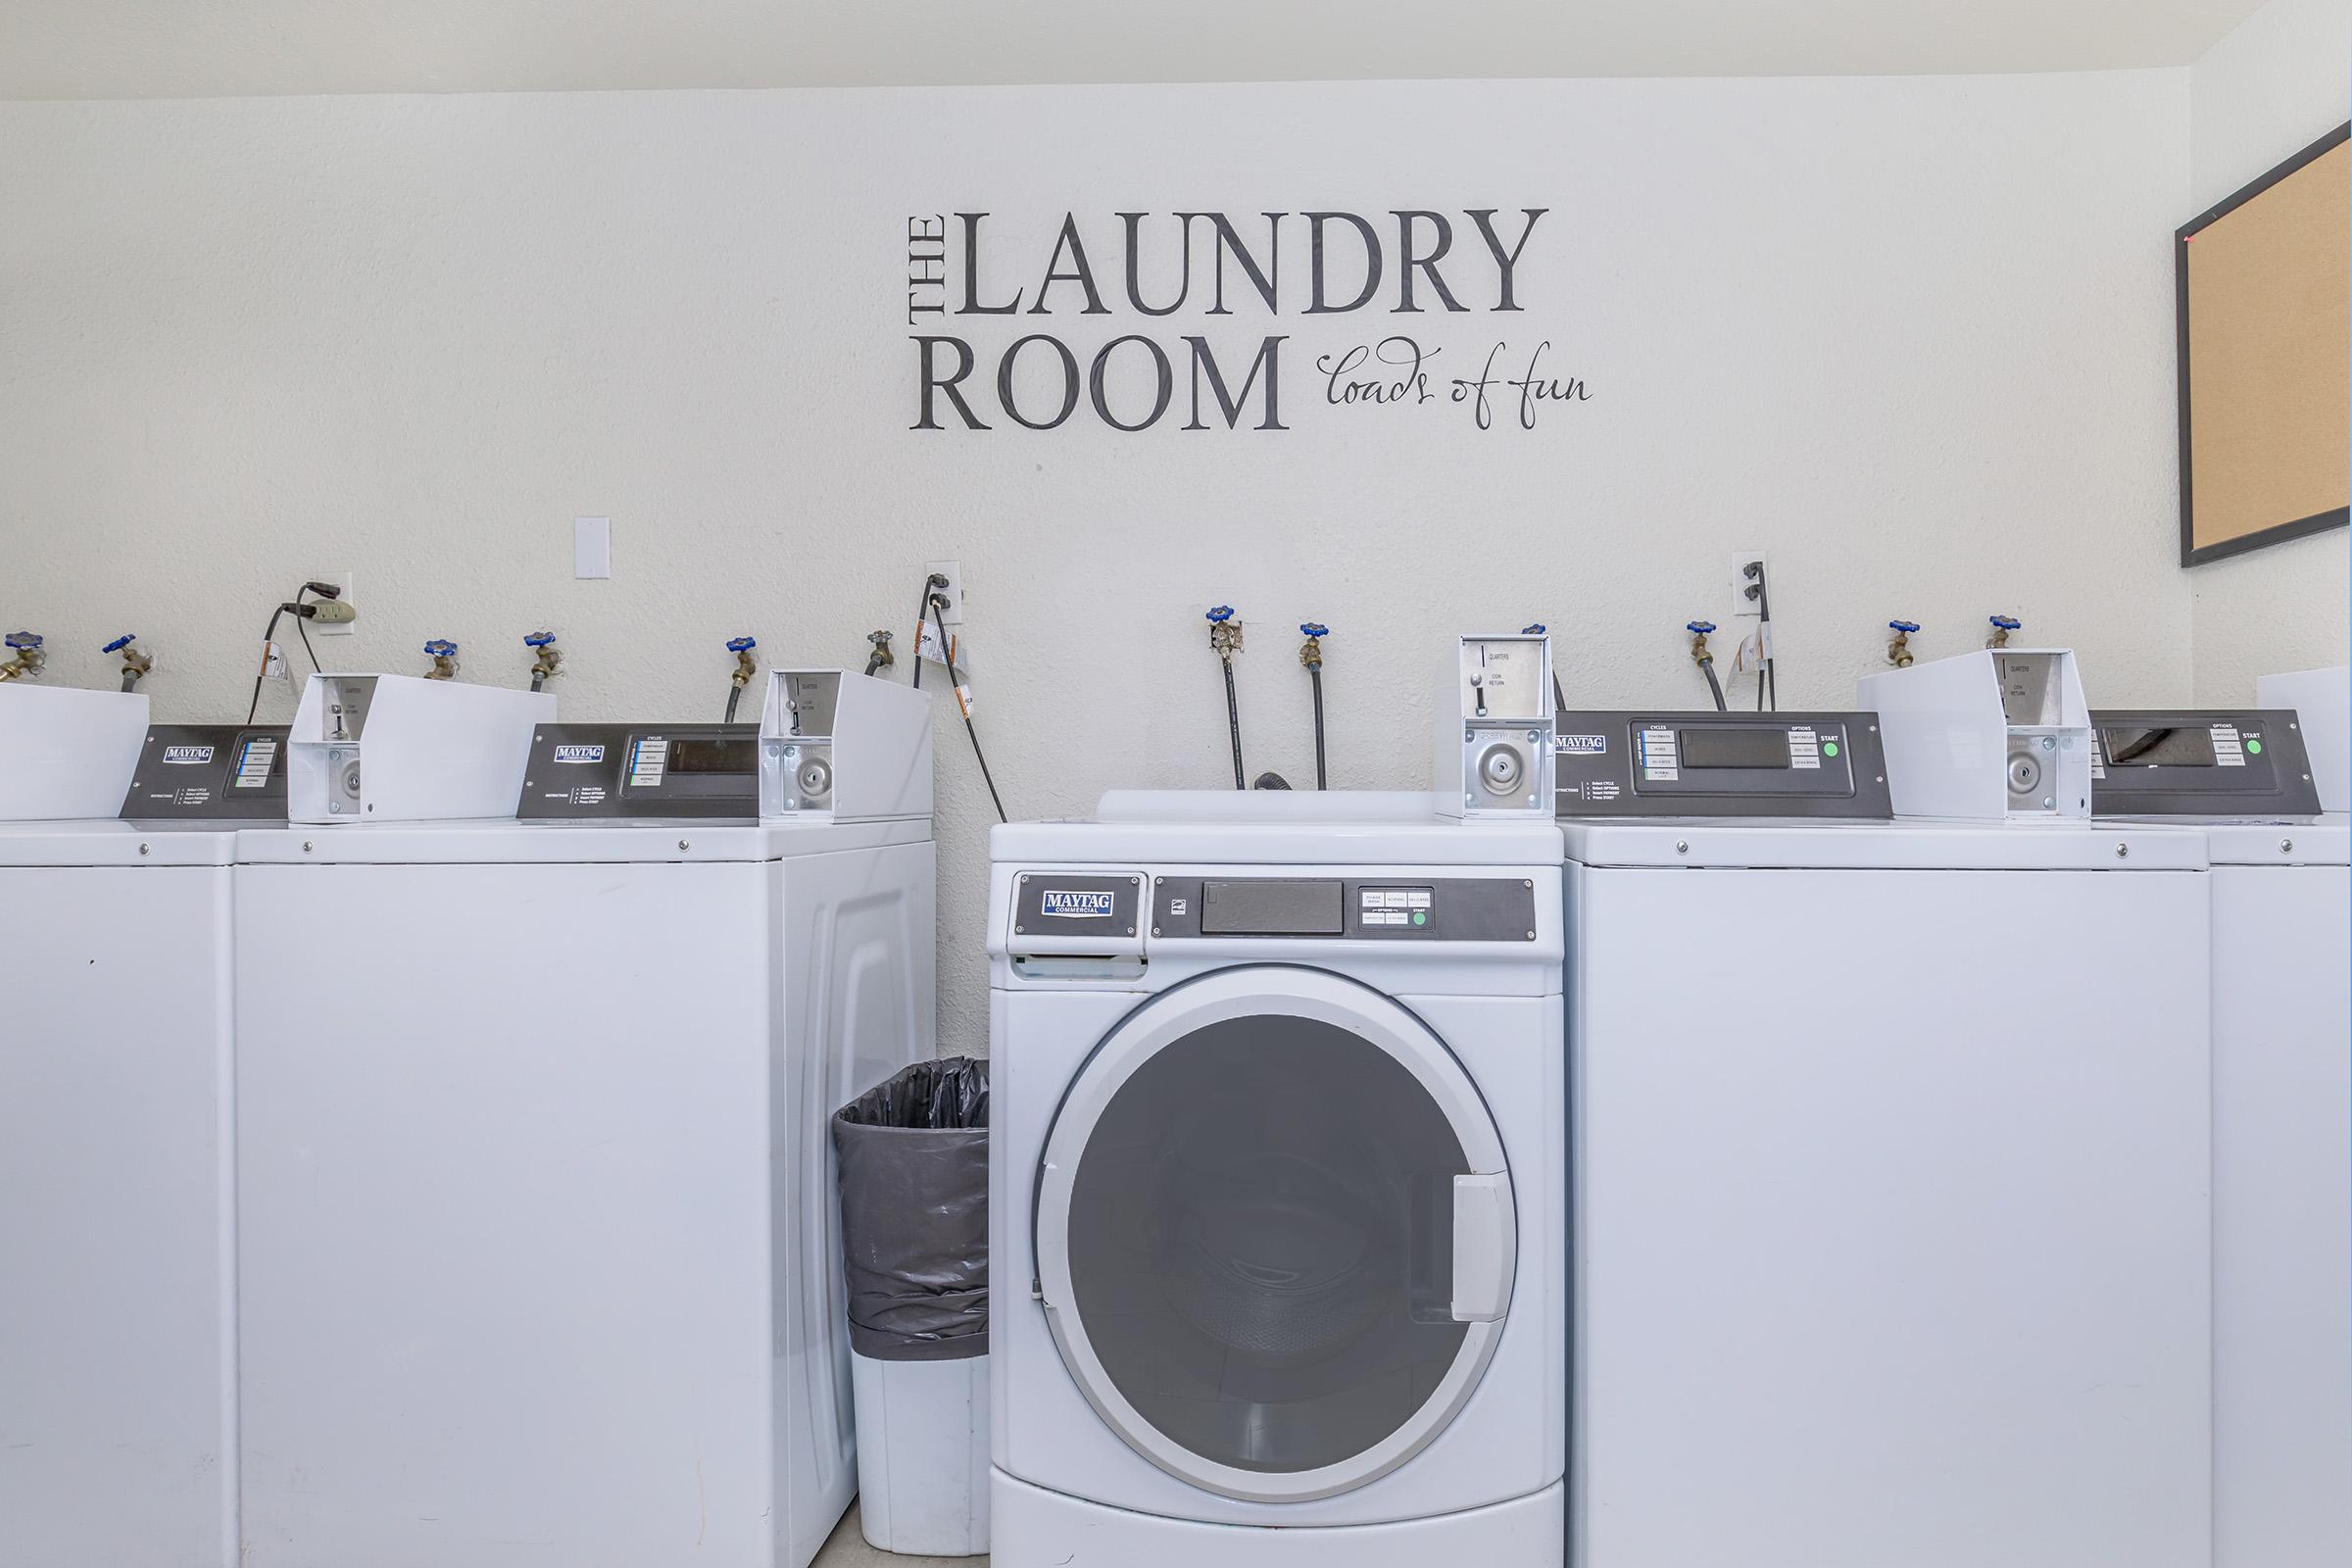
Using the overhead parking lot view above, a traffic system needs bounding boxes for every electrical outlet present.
[315,569,356,635]
[1730,553,1770,618]
[925,560,965,627]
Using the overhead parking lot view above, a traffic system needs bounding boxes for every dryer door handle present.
[1450,1171,1516,1323]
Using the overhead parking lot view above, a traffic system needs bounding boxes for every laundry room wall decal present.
[904,209,1591,432]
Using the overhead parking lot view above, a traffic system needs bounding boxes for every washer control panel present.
[2088,709,2319,817]
[1150,876,1538,942]
[1552,710,1891,817]
[120,724,290,820]
[516,722,760,819]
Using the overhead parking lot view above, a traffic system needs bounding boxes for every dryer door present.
[1033,964,1516,1504]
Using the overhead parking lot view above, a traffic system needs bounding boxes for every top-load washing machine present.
[987,789,1566,1568]
[230,667,934,1568]
[2089,667,2350,1568]
[1541,643,2213,1568]
[0,683,270,1568]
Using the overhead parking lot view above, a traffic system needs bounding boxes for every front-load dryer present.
[988,790,1566,1568]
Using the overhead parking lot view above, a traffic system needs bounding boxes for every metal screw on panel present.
[678,840,690,853]
[1152,927,1161,937]
[2280,838,2294,854]
[1526,730,1541,745]
[1020,874,1029,883]
[1523,880,1533,888]
[302,841,314,853]
[1015,925,1024,934]
[2115,843,2130,858]
[138,843,150,857]
[2040,736,2055,751]
[2042,798,2054,808]
[1675,841,1690,855]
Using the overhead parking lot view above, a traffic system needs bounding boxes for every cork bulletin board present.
[2176,122,2350,566]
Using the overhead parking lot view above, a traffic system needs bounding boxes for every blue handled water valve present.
[1521,623,1546,636]
[103,633,137,654]
[4,631,42,651]
[726,636,757,654]
[1988,614,2020,630]
[1299,621,1328,638]
[523,630,556,648]
[1686,620,1716,636]
[423,639,458,658]
[1205,606,1234,624]
[1888,619,1920,634]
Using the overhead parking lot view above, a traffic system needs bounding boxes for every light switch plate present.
[314,569,355,635]
[575,517,612,579]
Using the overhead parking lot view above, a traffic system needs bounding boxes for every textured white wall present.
[2186,0,2352,703]
[0,74,2192,1054]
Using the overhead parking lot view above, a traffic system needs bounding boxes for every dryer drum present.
[1158,1149,1393,1365]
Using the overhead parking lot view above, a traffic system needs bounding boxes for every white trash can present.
[852,1351,990,1556]
[833,1057,991,1557]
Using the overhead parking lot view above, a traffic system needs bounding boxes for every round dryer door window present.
[1033,965,1516,1504]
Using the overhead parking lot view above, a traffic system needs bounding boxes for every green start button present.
[1823,740,1840,759]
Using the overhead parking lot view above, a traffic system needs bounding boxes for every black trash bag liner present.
[832,1056,989,1362]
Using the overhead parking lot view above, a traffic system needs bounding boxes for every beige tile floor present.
[812,1501,985,1567]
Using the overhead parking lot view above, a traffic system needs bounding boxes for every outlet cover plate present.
[925,560,964,626]
[315,569,356,635]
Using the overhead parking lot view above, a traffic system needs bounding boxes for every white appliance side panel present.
[989,984,1564,1528]
[233,859,774,1568]
[0,864,235,1568]
[2212,863,2352,1568]
[769,838,936,1568]
[1569,861,2211,1568]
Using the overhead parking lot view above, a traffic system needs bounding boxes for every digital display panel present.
[1200,880,1344,936]
[1680,727,1793,770]
[663,737,758,776]
[2101,727,2218,767]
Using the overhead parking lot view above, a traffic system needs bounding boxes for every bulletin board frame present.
[2175,121,2351,567]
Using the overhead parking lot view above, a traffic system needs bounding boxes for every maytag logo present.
[1557,734,1606,755]
[1041,890,1116,918]
[553,744,606,763]
[162,746,216,764]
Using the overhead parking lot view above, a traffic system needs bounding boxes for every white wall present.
[2186,0,2352,703]
[1,74,2192,1054]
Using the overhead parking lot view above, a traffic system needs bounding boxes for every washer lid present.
[2200,817,2350,866]
[232,817,928,864]
[0,820,238,867]
[1033,965,1514,1504]
[1561,818,2210,870]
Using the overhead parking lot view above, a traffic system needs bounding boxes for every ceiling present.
[0,0,2270,100]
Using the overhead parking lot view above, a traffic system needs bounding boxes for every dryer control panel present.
[120,724,290,820]
[1150,876,1539,942]
[516,722,759,819]
[1552,710,1891,818]
[2088,709,2319,818]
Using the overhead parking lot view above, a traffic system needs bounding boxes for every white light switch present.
[574,516,612,579]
